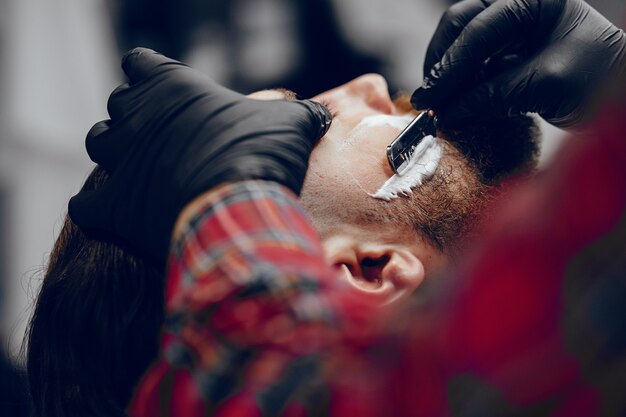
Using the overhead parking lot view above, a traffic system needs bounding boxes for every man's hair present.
[393,95,541,185]
[27,167,164,417]
[399,98,541,252]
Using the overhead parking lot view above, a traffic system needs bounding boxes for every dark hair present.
[438,114,541,185]
[395,95,541,184]
[26,167,164,417]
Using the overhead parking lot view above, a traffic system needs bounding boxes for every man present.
[254,74,539,304]
[68,0,626,415]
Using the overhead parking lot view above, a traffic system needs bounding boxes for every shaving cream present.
[355,114,416,130]
[370,135,443,201]
[341,114,416,150]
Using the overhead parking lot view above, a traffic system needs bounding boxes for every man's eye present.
[319,99,340,118]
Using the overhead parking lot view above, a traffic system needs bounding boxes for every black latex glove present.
[411,0,626,127]
[69,48,332,268]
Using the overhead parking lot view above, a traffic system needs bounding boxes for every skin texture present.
[249,75,449,305]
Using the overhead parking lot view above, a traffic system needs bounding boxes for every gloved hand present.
[411,0,626,127]
[69,48,332,268]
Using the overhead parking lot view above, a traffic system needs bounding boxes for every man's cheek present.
[342,152,390,195]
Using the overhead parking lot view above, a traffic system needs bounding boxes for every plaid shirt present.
[130,102,626,417]
[129,181,382,417]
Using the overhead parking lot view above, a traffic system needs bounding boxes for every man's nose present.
[346,74,393,114]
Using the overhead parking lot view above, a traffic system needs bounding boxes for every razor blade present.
[386,111,437,175]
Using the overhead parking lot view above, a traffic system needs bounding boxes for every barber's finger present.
[85,120,129,172]
[106,83,131,121]
[295,99,334,141]
[121,47,186,85]
[435,83,503,128]
[413,0,545,110]
[423,0,495,76]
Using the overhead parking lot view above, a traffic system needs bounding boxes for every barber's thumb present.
[297,99,334,141]
[411,86,435,111]
[410,74,444,111]
[121,47,184,85]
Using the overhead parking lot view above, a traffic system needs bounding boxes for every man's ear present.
[380,248,425,303]
[339,246,425,305]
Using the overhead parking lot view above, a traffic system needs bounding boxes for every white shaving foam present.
[356,114,416,130]
[341,114,416,150]
[370,135,443,201]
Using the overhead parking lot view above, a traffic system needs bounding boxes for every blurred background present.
[0,0,624,414]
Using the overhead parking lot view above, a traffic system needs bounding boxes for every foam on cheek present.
[341,114,417,193]
[370,135,443,201]
[340,114,415,150]
[356,114,416,130]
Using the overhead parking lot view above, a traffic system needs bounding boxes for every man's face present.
[249,74,480,304]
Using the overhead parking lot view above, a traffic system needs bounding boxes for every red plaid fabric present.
[130,101,626,417]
